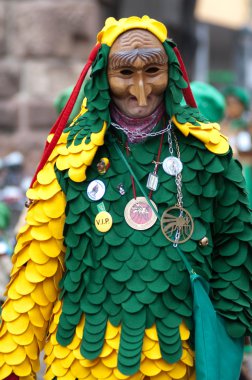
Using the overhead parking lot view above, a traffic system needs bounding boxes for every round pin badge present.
[87,180,106,201]
[95,211,113,232]
[124,197,158,230]
[162,157,183,176]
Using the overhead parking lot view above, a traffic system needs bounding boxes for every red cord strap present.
[173,46,197,108]
[30,43,101,188]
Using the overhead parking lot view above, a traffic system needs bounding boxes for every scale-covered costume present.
[0,16,251,380]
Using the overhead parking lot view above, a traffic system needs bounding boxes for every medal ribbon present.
[113,142,161,221]
[114,136,194,244]
[125,128,165,200]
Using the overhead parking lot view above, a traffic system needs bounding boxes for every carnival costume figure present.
[0,16,251,380]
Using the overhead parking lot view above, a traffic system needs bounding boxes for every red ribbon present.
[30,43,101,188]
[173,46,197,108]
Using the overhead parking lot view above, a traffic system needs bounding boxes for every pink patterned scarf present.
[110,102,165,143]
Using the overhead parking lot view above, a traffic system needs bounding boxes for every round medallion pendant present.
[162,157,183,176]
[161,206,194,243]
[124,197,158,230]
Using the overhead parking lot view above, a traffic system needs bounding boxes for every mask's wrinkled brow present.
[109,48,168,70]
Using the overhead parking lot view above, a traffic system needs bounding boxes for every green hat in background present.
[0,202,10,230]
[190,81,226,122]
[54,81,87,123]
[222,85,250,110]
[244,344,252,354]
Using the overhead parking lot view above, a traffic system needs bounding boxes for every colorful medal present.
[124,196,158,230]
[162,157,183,176]
[87,180,105,201]
[161,206,194,243]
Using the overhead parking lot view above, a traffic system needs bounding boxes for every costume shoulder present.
[27,98,107,192]
[172,113,230,155]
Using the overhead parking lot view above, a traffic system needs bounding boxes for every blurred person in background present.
[222,85,252,208]
[240,345,252,380]
[190,82,252,209]
[0,202,12,310]
[54,83,86,127]
[189,81,226,123]
[0,152,28,235]
[2,152,24,188]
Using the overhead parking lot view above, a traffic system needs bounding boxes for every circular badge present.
[124,197,158,230]
[95,211,113,232]
[162,157,183,176]
[161,206,194,244]
[87,180,105,201]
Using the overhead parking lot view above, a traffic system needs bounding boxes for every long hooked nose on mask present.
[129,72,152,106]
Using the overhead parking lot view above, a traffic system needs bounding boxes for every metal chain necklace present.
[160,125,194,244]
[124,131,165,231]
[111,120,171,139]
[146,121,182,192]
[113,120,194,243]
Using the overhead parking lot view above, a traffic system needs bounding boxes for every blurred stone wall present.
[0,0,103,176]
[0,0,197,178]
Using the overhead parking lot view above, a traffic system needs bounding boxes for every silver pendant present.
[146,172,159,191]
[162,157,183,176]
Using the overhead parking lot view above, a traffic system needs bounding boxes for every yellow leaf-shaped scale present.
[172,116,230,154]
[0,334,17,353]
[12,296,35,314]
[28,307,45,328]
[13,325,36,348]
[54,120,107,182]
[68,166,87,182]
[28,241,50,265]
[1,301,20,322]
[0,151,66,379]
[37,162,57,185]
[90,123,107,146]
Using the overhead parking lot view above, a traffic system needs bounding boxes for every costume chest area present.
[56,131,222,321]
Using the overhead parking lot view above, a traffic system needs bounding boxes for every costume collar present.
[110,102,165,143]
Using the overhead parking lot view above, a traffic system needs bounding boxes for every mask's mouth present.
[128,94,152,106]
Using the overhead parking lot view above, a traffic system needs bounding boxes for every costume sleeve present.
[0,161,66,379]
[211,155,252,338]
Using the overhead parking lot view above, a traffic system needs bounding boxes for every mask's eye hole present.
[146,67,160,73]
[120,69,133,76]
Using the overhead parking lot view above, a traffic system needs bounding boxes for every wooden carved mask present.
[107,29,168,118]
